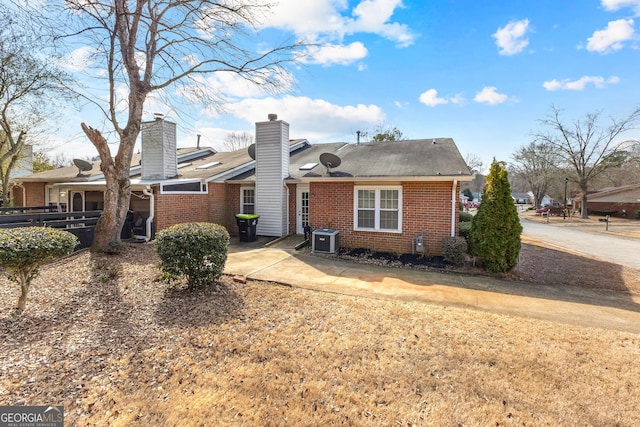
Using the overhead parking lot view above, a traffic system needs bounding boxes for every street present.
[520,219,640,270]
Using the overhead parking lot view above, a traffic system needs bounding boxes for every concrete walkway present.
[225,241,640,334]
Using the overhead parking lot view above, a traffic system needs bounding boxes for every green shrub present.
[459,212,473,222]
[0,227,78,312]
[459,221,472,240]
[155,222,230,288]
[442,236,468,267]
[635,210,640,220]
[469,160,522,273]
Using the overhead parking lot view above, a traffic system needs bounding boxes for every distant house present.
[511,192,532,205]
[13,115,473,255]
[586,183,640,218]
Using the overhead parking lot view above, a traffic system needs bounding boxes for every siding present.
[255,119,289,236]
[141,119,177,180]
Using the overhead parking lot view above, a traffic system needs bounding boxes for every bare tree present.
[509,142,560,208]
[0,9,72,205]
[28,0,303,250]
[222,131,253,152]
[533,106,640,218]
[464,152,483,175]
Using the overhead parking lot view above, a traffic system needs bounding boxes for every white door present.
[296,184,310,234]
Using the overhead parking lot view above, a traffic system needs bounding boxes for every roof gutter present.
[299,175,474,183]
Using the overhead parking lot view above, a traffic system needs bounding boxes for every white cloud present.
[418,89,449,107]
[586,19,635,53]
[262,0,417,48]
[349,0,416,47]
[543,75,621,91]
[601,0,640,15]
[302,42,368,66]
[474,87,508,105]
[59,46,95,72]
[493,19,531,56]
[222,95,386,141]
[418,89,466,107]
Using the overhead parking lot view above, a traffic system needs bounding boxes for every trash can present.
[235,213,260,242]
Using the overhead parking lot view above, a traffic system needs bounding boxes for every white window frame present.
[353,185,402,233]
[159,179,208,194]
[240,186,256,214]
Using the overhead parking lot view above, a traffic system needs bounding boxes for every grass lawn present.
[1,244,639,426]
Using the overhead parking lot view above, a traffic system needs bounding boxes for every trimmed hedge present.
[0,227,78,311]
[459,212,473,222]
[155,222,230,288]
[459,221,472,240]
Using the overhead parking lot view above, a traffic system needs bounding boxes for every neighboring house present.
[586,183,640,218]
[511,192,532,205]
[13,115,473,255]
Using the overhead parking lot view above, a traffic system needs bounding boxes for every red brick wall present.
[223,183,242,235]
[19,182,46,207]
[587,201,640,218]
[208,183,231,229]
[309,181,459,255]
[154,188,209,232]
[287,183,296,235]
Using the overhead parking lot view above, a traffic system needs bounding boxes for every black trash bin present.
[235,214,260,242]
[121,210,134,239]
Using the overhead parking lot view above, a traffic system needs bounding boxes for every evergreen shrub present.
[155,222,230,288]
[0,227,78,311]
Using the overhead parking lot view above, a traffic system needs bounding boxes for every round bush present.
[0,227,78,311]
[458,221,472,240]
[155,222,230,288]
[459,212,473,222]
[442,236,468,267]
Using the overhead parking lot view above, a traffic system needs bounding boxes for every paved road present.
[521,220,640,269]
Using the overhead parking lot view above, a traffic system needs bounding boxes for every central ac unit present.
[312,228,339,254]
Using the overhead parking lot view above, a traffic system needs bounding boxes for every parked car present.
[535,207,549,214]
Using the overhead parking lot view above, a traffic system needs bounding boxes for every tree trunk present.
[581,193,589,218]
[81,124,135,251]
[17,282,29,312]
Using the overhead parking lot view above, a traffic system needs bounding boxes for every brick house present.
[13,114,472,255]
[585,183,640,218]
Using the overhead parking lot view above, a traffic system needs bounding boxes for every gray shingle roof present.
[289,138,471,179]
[17,138,471,184]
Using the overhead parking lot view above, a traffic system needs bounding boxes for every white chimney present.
[255,114,289,237]
[141,117,177,180]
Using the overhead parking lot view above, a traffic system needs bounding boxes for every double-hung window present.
[354,186,402,232]
[241,187,255,214]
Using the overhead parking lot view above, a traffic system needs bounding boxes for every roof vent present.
[432,138,436,144]
[268,113,278,121]
[154,112,164,121]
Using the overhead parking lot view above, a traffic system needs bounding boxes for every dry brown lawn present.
[1,244,640,426]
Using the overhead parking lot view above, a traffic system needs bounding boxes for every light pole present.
[564,177,568,220]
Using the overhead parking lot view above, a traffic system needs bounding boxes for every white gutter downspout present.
[284,181,289,235]
[143,186,155,241]
[451,179,458,237]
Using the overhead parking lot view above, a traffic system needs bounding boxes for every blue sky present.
[50,0,640,171]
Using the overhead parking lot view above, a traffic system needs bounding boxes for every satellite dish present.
[73,159,93,177]
[247,143,256,160]
[319,152,341,174]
